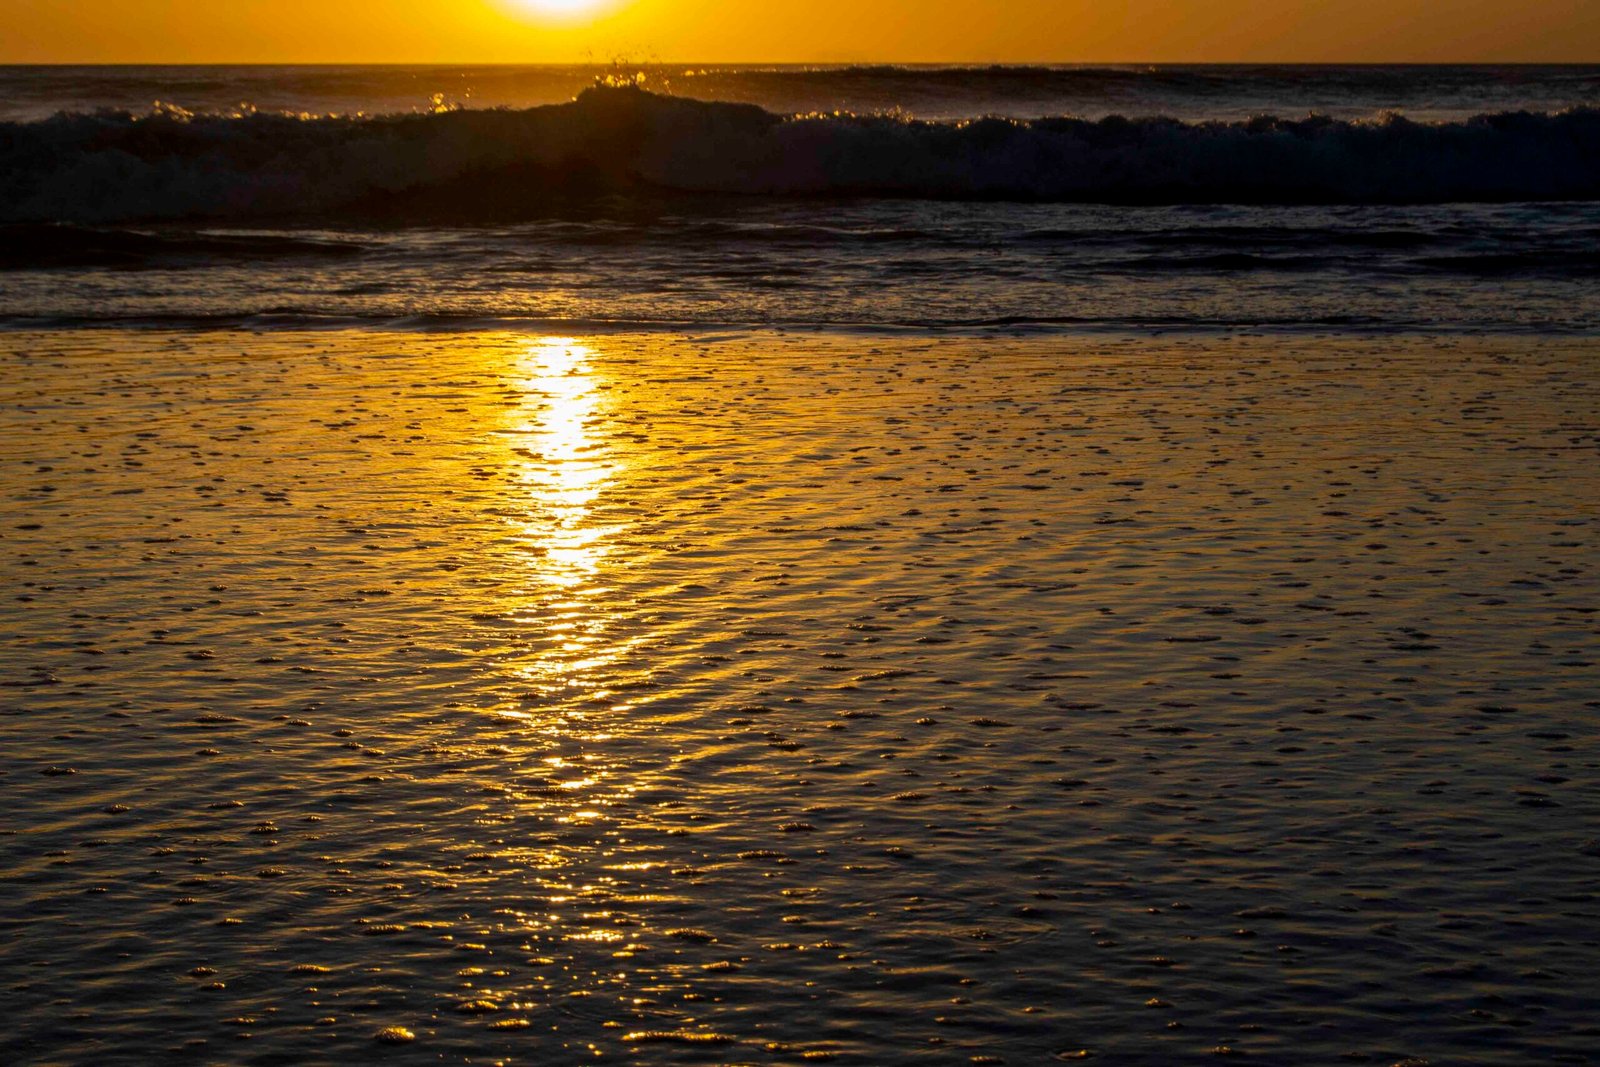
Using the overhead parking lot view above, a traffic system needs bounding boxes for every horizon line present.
[3,58,1598,67]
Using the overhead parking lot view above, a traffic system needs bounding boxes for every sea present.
[1,64,1599,331]
[2,65,1599,1067]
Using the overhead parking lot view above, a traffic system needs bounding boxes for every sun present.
[503,0,614,21]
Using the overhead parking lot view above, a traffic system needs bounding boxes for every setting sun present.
[501,0,616,23]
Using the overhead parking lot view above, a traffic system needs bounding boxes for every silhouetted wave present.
[3,85,1599,224]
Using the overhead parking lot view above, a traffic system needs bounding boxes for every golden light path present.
[516,338,609,586]
[503,338,632,718]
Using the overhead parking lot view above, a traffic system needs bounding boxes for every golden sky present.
[2,0,1597,63]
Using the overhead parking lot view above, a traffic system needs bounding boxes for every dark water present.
[2,66,1599,332]
[4,201,1600,333]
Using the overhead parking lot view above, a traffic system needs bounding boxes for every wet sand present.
[2,330,1598,1065]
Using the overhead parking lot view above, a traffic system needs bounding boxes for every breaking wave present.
[3,85,1599,222]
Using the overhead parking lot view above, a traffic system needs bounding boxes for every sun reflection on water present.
[514,338,609,585]
[503,337,629,705]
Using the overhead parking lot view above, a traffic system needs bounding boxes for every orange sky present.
[2,0,1597,63]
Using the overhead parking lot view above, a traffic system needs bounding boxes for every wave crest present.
[3,85,1599,222]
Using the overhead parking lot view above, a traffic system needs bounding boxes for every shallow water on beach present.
[2,330,1598,1065]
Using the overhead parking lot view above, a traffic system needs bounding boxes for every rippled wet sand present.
[2,330,1598,1065]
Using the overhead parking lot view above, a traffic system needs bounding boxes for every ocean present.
[2,65,1599,1066]
[2,64,1599,331]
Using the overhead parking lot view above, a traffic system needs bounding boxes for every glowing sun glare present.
[506,0,612,20]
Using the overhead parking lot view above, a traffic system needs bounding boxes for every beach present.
[4,328,1597,1064]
